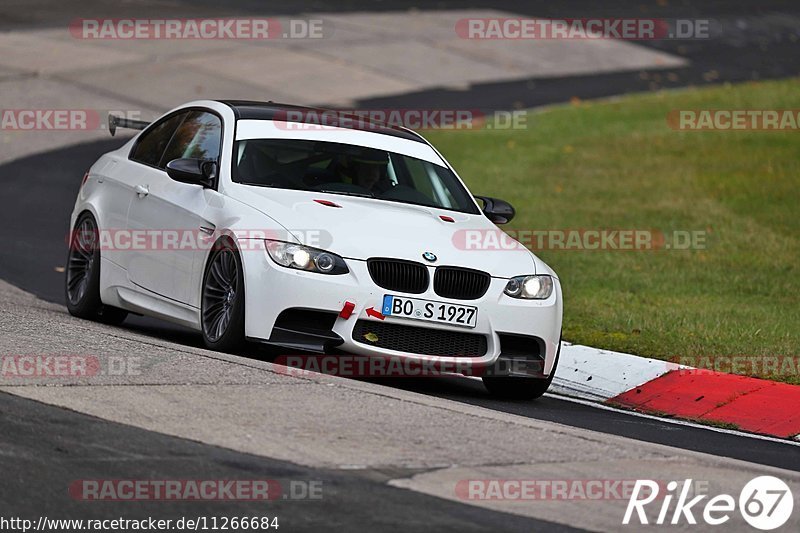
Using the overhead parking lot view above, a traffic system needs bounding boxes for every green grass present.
[424,79,800,383]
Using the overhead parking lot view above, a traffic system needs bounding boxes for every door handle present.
[135,184,149,198]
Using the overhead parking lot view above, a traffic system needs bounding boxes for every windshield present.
[232,139,480,214]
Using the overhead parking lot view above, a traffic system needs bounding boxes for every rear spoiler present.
[108,114,150,136]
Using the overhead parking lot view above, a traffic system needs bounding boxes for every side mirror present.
[166,158,216,188]
[474,195,515,224]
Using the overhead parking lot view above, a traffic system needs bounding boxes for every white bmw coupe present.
[66,100,562,399]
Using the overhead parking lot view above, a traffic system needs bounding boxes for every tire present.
[65,213,128,325]
[201,239,246,352]
[482,339,561,400]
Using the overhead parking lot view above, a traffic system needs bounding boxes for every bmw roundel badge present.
[422,251,437,262]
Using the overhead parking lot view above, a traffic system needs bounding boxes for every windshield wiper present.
[317,189,375,198]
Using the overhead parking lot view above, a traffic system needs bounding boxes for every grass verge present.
[425,79,800,383]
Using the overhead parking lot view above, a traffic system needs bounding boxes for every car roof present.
[217,100,426,143]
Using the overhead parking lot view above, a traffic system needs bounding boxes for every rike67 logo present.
[624,476,794,529]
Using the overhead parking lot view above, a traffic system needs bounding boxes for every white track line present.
[463,376,799,446]
[544,391,800,446]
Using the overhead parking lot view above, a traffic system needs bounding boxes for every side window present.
[159,111,222,168]
[130,113,187,167]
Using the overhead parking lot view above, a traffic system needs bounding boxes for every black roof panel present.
[218,100,425,143]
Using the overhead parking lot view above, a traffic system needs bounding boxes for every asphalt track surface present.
[2,1,800,529]
[0,392,578,532]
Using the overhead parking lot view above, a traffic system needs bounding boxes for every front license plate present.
[382,295,478,328]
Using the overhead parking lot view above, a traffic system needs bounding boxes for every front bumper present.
[239,241,563,376]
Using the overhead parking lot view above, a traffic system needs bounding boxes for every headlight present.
[504,275,554,299]
[265,240,348,275]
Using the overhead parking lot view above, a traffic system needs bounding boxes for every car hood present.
[227,186,544,279]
